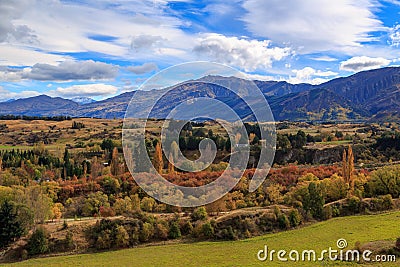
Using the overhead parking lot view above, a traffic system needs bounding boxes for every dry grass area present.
[0,119,123,155]
[0,119,391,161]
[278,122,372,137]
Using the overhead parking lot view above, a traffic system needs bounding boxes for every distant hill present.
[72,92,136,119]
[0,95,78,117]
[0,67,399,122]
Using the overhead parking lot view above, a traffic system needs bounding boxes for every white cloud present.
[0,44,69,66]
[127,63,158,74]
[389,24,400,47]
[244,73,276,81]
[339,56,391,72]
[0,86,41,102]
[381,0,400,5]
[242,0,384,54]
[310,56,338,62]
[0,60,119,82]
[131,35,165,52]
[0,66,24,82]
[24,60,119,81]
[193,33,291,71]
[0,0,195,66]
[289,67,338,85]
[0,0,38,44]
[51,84,118,98]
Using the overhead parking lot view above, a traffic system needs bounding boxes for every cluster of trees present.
[375,131,400,151]
[214,206,302,240]
[3,148,398,223]
[71,121,85,130]
[1,121,400,257]
[177,130,229,152]
[86,207,216,250]
[0,200,28,249]
[0,185,58,249]
[276,130,307,150]
[0,149,61,171]
[61,148,91,179]
[276,130,354,151]
[0,115,72,121]
[0,163,398,259]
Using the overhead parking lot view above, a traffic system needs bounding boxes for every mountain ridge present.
[0,67,399,122]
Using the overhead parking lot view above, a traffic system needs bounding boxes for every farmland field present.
[4,211,399,267]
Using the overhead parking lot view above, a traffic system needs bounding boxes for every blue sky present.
[0,0,399,101]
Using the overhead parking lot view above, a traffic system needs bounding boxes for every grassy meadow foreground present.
[3,211,400,267]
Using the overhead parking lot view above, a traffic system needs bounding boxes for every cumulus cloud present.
[51,84,118,98]
[22,60,119,81]
[339,56,391,72]
[127,63,158,74]
[193,33,291,71]
[0,66,25,82]
[242,0,383,53]
[289,67,338,85]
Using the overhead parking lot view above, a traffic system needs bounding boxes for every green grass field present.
[319,140,353,146]
[3,211,400,267]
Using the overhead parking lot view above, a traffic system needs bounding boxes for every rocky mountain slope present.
[0,67,398,122]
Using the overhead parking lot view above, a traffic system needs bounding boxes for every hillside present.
[269,88,367,121]
[0,67,399,121]
[0,95,78,117]
[5,211,400,267]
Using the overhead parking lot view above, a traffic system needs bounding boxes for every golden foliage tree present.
[168,152,175,175]
[51,203,64,221]
[110,147,120,176]
[153,142,163,174]
[342,149,347,182]
[348,145,354,181]
[342,145,355,192]
[91,156,102,180]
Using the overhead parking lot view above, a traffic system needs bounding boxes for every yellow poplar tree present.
[168,152,175,175]
[110,147,120,176]
[342,145,355,193]
[154,142,163,174]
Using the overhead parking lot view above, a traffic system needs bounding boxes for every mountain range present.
[0,67,399,122]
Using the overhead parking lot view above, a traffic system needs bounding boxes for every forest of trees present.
[0,122,400,259]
